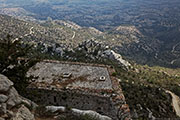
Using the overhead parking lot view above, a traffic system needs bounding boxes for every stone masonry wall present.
[26,60,131,120]
[26,88,118,119]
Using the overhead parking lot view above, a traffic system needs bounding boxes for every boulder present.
[6,87,22,109]
[0,74,35,120]
[0,74,13,92]
[46,106,112,120]
[0,103,6,115]
[13,105,35,120]
[0,117,5,120]
[0,95,8,103]
[20,96,38,111]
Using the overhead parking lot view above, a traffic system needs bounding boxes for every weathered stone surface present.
[0,74,13,92]
[13,105,35,120]
[0,94,8,103]
[0,117,5,120]
[0,74,36,120]
[101,50,131,70]
[21,97,38,111]
[6,110,14,118]
[27,61,131,120]
[46,106,112,120]
[166,90,180,117]
[0,103,7,115]
[27,61,112,89]
[6,87,22,109]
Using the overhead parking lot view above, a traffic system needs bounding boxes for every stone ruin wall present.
[26,88,119,119]
[26,60,131,119]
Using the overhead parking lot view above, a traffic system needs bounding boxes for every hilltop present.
[0,14,138,46]
[0,13,180,119]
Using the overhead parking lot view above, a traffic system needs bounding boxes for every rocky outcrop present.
[166,90,180,117]
[78,39,105,55]
[45,106,112,120]
[88,27,103,35]
[13,105,35,120]
[0,75,13,92]
[101,50,131,70]
[54,20,82,30]
[77,40,131,69]
[0,74,36,120]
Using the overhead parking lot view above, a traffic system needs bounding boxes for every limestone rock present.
[0,117,5,120]
[46,106,112,120]
[20,96,38,111]
[0,95,8,103]
[0,74,35,120]
[6,110,14,118]
[0,103,6,115]
[13,105,35,120]
[6,87,22,109]
[77,40,131,70]
[166,90,180,117]
[0,74,13,92]
[101,50,131,69]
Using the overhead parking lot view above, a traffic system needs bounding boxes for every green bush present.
[112,72,117,76]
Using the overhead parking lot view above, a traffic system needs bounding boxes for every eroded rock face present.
[0,74,35,120]
[13,105,35,120]
[0,95,8,103]
[77,40,131,70]
[101,50,131,70]
[0,103,6,115]
[6,87,22,109]
[0,117,5,120]
[45,106,112,120]
[0,74,13,92]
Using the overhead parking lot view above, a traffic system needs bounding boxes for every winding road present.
[12,27,34,43]
[170,42,180,64]
[24,27,34,37]
[72,31,76,39]
[171,42,180,53]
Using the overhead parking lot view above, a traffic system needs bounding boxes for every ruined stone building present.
[26,60,131,120]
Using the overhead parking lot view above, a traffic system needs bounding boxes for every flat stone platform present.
[27,61,112,90]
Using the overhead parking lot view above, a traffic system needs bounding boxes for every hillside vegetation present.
[0,14,180,119]
[0,33,180,119]
[1,0,180,67]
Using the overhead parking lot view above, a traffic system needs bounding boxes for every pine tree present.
[0,34,37,95]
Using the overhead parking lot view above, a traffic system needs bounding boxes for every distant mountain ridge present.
[0,13,179,68]
[0,14,138,47]
[0,0,180,67]
[1,14,180,120]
